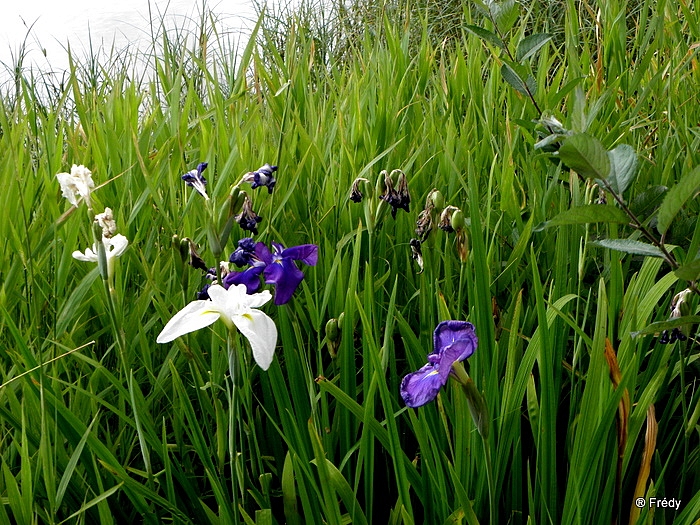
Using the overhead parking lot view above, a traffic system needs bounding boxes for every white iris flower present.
[157,284,278,371]
[72,234,129,280]
[72,234,129,263]
[56,164,95,207]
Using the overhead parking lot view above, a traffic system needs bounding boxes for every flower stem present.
[227,330,241,524]
[93,221,128,374]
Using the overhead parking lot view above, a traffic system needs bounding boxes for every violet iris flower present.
[256,242,318,305]
[182,162,209,200]
[400,321,477,408]
[243,164,277,193]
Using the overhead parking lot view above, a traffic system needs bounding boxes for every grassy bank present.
[0,0,699,523]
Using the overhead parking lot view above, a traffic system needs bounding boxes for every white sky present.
[1,0,258,76]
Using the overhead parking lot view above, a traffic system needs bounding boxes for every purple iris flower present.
[229,237,257,267]
[400,321,477,408]
[256,242,318,305]
[181,162,209,200]
[243,164,277,193]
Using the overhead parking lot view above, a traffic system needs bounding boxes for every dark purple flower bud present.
[409,238,424,273]
[379,170,410,219]
[243,163,278,193]
[229,237,259,266]
[659,330,670,344]
[184,239,208,272]
[349,177,368,203]
[400,321,477,408]
[197,283,211,300]
[181,162,209,200]
[238,237,257,252]
[235,195,263,235]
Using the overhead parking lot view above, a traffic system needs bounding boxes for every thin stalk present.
[227,331,240,524]
[93,220,129,375]
[599,178,700,296]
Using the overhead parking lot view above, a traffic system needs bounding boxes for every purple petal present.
[281,244,318,266]
[255,242,273,265]
[223,266,263,293]
[437,340,476,382]
[264,258,304,305]
[433,321,477,356]
[400,363,446,408]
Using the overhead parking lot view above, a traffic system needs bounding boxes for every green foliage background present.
[0,0,698,523]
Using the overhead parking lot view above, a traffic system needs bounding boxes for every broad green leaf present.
[629,185,668,217]
[558,133,610,180]
[674,257,700,281]
[657,165,700,234]
[516,33,552,62]
[464,25,505,49]
[589,239,664,257]
[537,205,630,229]
[490,0,519,34]
[501,62,536,95]
[607,144,638,194]
[469,0,489,16]
[631,316,700,337]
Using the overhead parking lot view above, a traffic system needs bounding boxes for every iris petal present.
[281,244,318,265]
[223,266,263,293]
[400,320,478,408]
[156,301,221,343]
[433,321,476,355]
[265,259,304,305]
[255,243,274,265]
[232,309,277,370]
[437,340,475,382]
[400,363,446,408]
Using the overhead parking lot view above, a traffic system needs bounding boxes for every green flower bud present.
[376,170,388,196]
[179,237,191,261]
[325,318,339,343]
[337,312,345,330]
[451,209,466,231]
[429,189,444,210]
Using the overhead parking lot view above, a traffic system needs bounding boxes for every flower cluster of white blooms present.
[56,164,129,279]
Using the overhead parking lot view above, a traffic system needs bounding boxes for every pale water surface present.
[1,0,258,81]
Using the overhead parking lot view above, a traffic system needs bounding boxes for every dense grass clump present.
[0,0,699,523]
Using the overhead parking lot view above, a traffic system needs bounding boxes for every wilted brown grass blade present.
[629,405,658,525]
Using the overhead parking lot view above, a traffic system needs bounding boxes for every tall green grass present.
[0,0,698,523]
